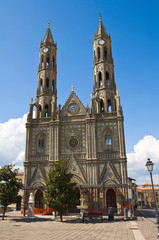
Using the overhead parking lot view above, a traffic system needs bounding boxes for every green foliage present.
[44,160,78,221]
[0,164,22,219]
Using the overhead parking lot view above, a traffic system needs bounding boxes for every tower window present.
[46,78,49,88]
[106,71,110,87]
[107,99,112,112]
[39,105,42,118]
[94,50,96,60]
[98,47,101,60]
[46,56,49,67]
[104,46,107,59]
[52,80,54,92]
[45,104,49,117]
[106,71,109,80]
[99,72,102,86]
[100,99,104,113]
[105,134,111,145]
[40,79,43,93]
[42,55,44,67]
[37,136,44,153]
[52,56,55,67]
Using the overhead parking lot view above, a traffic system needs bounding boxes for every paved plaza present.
[0,213,158,240]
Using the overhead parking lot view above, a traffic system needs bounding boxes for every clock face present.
[68,103,78,113]
[98,39,105,45]
[43,47,48,53]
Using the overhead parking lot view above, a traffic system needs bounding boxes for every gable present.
[61,90,87,117]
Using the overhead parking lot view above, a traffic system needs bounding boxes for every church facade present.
[24,18,128,211]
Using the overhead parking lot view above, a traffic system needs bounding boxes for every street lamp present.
[146,158,159,238]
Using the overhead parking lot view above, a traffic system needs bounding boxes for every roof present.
[43,23,54,44]
[17,172,24,176]
[94,19,108,38]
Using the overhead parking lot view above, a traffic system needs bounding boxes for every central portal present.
[106,188,117,209]
[35,190,44,209]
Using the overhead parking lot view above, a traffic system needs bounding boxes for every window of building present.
[46,56,49,67]
[104,46,107,59]
[39,105,42,118]
[107,99,112,112]
[46,78,49,88]
[40,79,43,92]
[100,99,104,112]
[98,47,101,60]
[42,55,44,67]
[37,135,44,153]
[52,80,54,92]
[99,72,102,86]
[105,134,111,145]
[45,104,48,117]
[52,56,55,67]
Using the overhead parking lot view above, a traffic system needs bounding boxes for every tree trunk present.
[2,206,6,220]
[60,213,63,222]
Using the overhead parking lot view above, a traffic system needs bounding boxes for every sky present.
[0,0,159,184]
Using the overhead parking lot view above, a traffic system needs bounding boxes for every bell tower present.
[36,21,57,118]
[92,14,116,114]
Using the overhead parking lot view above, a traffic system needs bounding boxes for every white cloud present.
[127,135,159,185]
[0,114,27,171]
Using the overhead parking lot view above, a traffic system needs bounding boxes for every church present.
[24,16,128,212]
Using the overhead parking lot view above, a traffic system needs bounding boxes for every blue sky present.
[0,0,159,183]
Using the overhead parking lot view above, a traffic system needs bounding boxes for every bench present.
[83,212,103,222]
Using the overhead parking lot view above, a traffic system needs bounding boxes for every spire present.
[94,13,107,37]
[43,20,54,44]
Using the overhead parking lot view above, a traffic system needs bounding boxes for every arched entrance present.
[35,190,44,209]
[68,187,80,213]
[106,188,117,209]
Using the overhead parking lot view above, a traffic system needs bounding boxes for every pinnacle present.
[43,23,54,44]
[94,19,107,37]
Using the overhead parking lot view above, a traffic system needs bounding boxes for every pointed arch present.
[106,71,109,80]
[107,99,112,112]
[104,129,112,146]
[46,78,49,88]
[52,80,54,92]
[46,55,50,67]
[98,47,101,60]
[106,71,110,87]
[99,72,102,87]
[106,188,117,209]
[37,133,45,153]
[44,104,49,117]
[100,99,104,113]
[104,46,107,59]
[41,55,44,67]
[35,190,44,209]
[39,105,42,118]
[52,56,55,67]
[40,79,43,93]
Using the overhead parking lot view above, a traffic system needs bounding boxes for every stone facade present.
[24,18,128,211]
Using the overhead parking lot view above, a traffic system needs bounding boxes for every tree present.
[44,160,78,222]
[0,165,22,220]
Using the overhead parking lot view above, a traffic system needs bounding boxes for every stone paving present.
[0,214,158,240]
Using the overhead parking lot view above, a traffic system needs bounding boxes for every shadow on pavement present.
[4,216,54,223]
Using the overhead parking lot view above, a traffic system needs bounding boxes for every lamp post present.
[146,158,159,238]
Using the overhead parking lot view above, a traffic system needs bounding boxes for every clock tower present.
[92,14,116,114]
[36,21,57,119]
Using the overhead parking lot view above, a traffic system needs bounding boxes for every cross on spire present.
[48,20,51,28]
[99,13,102,22]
